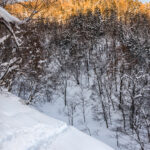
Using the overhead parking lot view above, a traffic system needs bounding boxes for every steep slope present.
[0,91,114,150]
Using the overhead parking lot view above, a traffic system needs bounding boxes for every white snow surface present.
[0,35,9,44]
[0,91,114,150]
[0,7,21,23]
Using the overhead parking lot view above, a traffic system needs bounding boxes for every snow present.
[35,77,141,150]
[0,35,9,44]
[34,77,119,149]
[0,91,114,150]
[0,7,21,24]
[36,101,118,148]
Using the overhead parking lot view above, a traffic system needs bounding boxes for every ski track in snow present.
[0,124,69,150]
[0,92,69,150]
[0,91,114,150]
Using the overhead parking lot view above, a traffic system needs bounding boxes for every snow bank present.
[0,7,21,24]
[0,91,114,150]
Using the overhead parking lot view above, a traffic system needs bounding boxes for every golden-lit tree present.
[5,0,150,23]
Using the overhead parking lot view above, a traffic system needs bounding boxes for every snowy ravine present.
[0,91,114,150]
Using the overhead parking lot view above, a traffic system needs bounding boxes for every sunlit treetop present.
[5,0,150,23]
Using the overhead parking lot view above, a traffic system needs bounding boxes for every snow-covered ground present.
[36,99,118,148]
[34,78,137,150]
[0,91,114,150]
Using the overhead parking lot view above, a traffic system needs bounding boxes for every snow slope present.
[0,91,114,150]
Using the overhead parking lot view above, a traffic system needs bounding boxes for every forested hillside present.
[0,0,150,150]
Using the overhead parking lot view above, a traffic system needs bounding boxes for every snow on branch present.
[0,6,22,24]
[0,6,22,47]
